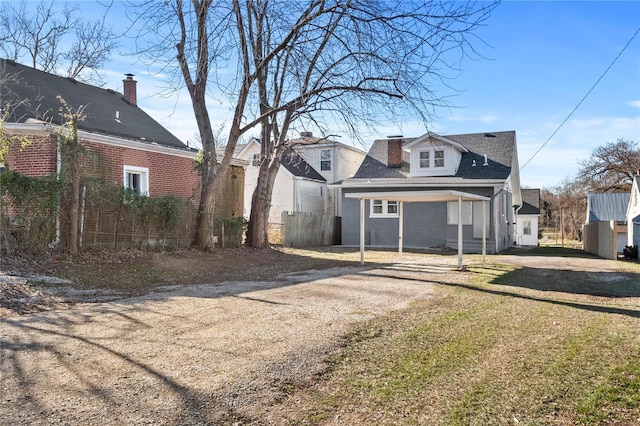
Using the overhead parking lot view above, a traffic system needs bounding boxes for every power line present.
[520,26,640,171]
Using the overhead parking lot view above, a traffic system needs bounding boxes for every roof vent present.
[67,77,77,84]
[300,131,313,137]
[472,159,477,167]
[484,133,496,138]
[483,154,489,166]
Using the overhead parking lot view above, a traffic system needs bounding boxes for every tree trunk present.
[246,154,281,248]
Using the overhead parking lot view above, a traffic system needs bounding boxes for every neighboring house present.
[0,58,244,248]
[515,188,541,246]
[235,132,366,224]
[291,132,367,216]
[626,176,640,256]
[235,138,326,224]
[336,131,522,254]
[585,192,630,254]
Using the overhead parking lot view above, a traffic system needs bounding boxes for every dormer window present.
[405,133,467,177]
[419,151,430,168]
[418,149,445,169]
[252,153,260,166]
[434,150,445,167]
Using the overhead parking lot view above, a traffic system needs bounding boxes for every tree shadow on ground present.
[487,265,640,298]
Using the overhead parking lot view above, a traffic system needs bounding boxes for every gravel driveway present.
[1,258,457,425]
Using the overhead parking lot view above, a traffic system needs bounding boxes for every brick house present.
[0,59,244,250]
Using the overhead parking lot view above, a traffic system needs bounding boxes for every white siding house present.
[293,135,367,216]
[515,189,540,246]
[235,139,326,225]
[626,176,640,257]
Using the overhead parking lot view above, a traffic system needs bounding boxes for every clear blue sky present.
[60,1,640,189]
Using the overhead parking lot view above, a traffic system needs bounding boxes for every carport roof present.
[345,190,490,203]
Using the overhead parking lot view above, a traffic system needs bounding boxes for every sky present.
[13,0,640,190]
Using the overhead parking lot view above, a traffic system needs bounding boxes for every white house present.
[291,132,367,216]
[235,138,326,225]
[235,133,366,226]
[515,188,540,246]
[626,175,640,258]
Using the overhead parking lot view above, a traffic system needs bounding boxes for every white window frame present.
[447,201,472,225]
[419,150,430,168]
[523,220,532,235]
[123,165,149,196]
[370,200,399,218]
[251,153,261,166]
[417,148,445,169]
[434,150,445,168]
[320,149,332,171]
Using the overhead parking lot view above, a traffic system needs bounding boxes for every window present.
[523,221,532,235]
[320,149,332,171]
[416,149,445,170]
[370,200,399,217]
[434,150,445,167]
[123,165,149,195]
[419,151,430,168]
[252,153,260,166]
[447,201,472,225]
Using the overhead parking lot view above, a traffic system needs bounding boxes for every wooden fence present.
[282,212,340,247]
[582,220,617,260]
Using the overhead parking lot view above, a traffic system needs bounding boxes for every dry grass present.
[278,256,640,425]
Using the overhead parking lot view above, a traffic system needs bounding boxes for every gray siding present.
[341,186,503,251]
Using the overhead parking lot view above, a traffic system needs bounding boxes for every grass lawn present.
[284,255,640,425]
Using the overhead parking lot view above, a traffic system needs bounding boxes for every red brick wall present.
[81,141,200,201]
[5,135,57,176]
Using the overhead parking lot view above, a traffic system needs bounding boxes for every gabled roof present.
[0,59,189,151]
[519,188,540,215]
[403,132,469,153]
[586,193,630,223]
[352,131,515,182]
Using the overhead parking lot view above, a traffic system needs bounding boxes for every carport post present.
[458,195,463,268]
[398,201,404,258]
[482,200,487,263]
[360,198,365,266]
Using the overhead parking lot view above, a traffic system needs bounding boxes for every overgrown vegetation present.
[0,168,198,254]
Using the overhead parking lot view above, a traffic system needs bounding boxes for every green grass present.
[285,260,640,425]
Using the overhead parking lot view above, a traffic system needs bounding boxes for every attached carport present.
[345,190,491,268]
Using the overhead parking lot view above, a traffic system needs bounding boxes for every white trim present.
[345,190,490,203]
[335,179,507,188]
[4,122,199,160]
[123,165,149,195]
[403,132,469,153]
[369,199,399,218]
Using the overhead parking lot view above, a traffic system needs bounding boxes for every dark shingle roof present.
[353,131,515,182]
[0,59,188,150]
[586,193,630,223]
[280,149,325,181]
[520,188,540,215]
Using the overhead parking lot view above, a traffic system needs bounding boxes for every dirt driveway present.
[0,251,633,425]
[1,256,462,425]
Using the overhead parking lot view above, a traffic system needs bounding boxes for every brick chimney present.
[387,136,403,168]
[123,73,137,105]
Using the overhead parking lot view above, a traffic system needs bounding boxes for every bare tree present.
[239,0,498,247]
[128,0,497,250]
[577,138,640,193]
[0,1,118,84]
